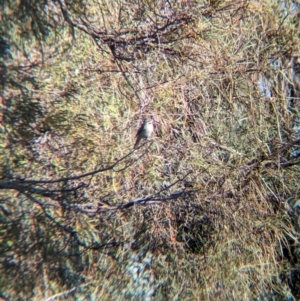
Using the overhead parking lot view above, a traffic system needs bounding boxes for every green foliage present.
[1,0,300,300]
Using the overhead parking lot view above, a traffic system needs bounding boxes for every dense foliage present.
[1,0,300,300]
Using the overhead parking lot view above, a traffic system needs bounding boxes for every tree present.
[1,0,300,300]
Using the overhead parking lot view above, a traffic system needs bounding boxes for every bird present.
[134,118,154,149]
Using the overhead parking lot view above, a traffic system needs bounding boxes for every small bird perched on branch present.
[134,118,154,149]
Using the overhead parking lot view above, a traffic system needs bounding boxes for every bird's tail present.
[133,137,141,149]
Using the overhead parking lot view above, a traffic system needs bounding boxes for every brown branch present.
[11,147,139,184]
[24,192,122,250]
